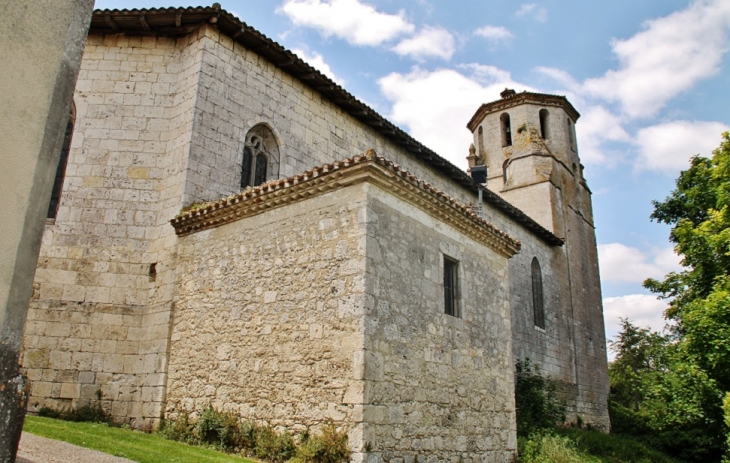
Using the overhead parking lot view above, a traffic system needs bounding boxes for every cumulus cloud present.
[635,120,730,173]
[474,25,513,45]
[392,26,456,60]
[576,106,631,165]
[603,294,669,343]
[378,66,527,167]
[277,0,414,46]
[516,3,548,22]
[598,243,682,284]
[583,0,730,118]
[291,48,345,85]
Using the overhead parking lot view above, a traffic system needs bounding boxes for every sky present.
[98,0,730,349]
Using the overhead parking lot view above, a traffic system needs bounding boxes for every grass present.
[555,428,685,463]
[23,416,256,463]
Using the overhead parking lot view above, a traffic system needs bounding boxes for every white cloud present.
[392,26,456,60]
[516,3,547,22]
[603,294,669,342]
[378,67,528,167]
[277,0,415,46]
[635,120,730,173]
[576,106,631,165]
[474,25,513,45]
[598,243,682,284]
[583,0,730,118]
[291,48,345,85]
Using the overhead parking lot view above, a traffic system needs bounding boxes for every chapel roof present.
[171,150,523,257]
[91,5,563,247]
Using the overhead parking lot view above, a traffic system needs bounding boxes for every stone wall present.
[22,32,204,426]
[168,183,369,429]
[362,186,516,462]
[183,26,474,206]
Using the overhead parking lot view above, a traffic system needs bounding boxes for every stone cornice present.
[171,151,521,258]
[467,91,580,132]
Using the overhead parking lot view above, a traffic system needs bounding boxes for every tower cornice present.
[467,91,580,132]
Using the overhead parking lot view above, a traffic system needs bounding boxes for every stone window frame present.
[48,102,76,220]
[241,124,280,189]
[531,257,545,329]
[443,254,461,318]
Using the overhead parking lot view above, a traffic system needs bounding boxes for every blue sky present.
[98,0,730,344]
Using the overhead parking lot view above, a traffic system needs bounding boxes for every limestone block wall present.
[22,32,204,426]
[182,26,474,207]
[361,186,517,462]
[167,185,369,429]
[22,299,170,425]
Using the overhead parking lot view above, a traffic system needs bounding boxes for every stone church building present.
[21,5,610,462]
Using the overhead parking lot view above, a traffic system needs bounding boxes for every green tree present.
[609,132,730,462]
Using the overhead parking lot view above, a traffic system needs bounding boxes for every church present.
[21,5,610,462]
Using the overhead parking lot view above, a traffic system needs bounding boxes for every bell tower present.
[466,89,592,239]
[467,90,610,430]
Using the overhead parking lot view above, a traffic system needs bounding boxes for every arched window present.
[241,124,280,188]
[539,109,549,139]
[531,257,545,329]
[48,104,75,219]
[500,113,512,147]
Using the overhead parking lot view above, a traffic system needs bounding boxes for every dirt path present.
[16,432,136,463]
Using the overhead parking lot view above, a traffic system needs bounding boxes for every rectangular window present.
[443,255,460,317]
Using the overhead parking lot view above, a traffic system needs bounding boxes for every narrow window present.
[444,256,460,317]
[254,153,267,186]
[48,109,75,219]
[539,109,549,139]
[567,118,575,151]
[502,159,509,185]
[148,263,157,282]
[500,113,512,147]
[477,126,484,158]
[241,147,253,188]
[531,257,545,329]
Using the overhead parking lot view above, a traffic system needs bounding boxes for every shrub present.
[159,411,197,444]
[518,433,597,463]
[195,405,243,450]
[254,424,296,462]
[292,421,349,463]
[515,359,565,437]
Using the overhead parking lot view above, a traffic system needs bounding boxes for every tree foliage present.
[609,132,730,462]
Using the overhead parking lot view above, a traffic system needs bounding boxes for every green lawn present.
[23,416,256,463]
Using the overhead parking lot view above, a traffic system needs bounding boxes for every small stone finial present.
[466,143,478,168]
[500,88,516,99]
[364,148,377,160]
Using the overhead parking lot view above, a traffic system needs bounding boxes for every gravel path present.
[16,432,136,463]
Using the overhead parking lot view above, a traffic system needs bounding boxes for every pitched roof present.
[91,5,563,247]
[171,150,522,257]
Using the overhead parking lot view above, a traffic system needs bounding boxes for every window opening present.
[241,125,280,189]
[48,109,75,219]
[567,118,575,151]
[501,113,512,147]
[241,148,253,188]
[254,153,267,186]
[531,257,545,329]
[539,109,549,139]
[149,263,157,282]
[502,159,509,185]
[444,256,460,317]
